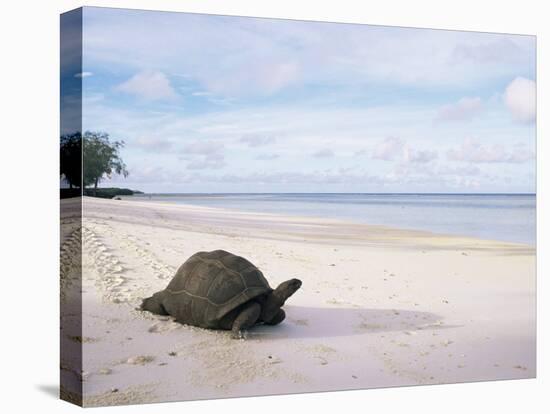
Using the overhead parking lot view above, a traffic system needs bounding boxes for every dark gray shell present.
[163,250,272,328]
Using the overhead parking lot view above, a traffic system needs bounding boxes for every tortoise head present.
[273,278,302,304]
[261,278,302,323]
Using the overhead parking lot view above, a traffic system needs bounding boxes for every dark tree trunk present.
[94,178,98,197]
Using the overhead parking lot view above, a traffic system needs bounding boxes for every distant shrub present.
[83,187,143,199]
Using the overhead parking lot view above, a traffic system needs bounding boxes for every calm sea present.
[130,193,536,245]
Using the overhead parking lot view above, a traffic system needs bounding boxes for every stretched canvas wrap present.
[60,6,536,407]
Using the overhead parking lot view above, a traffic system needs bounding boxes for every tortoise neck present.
[261,290,284,321]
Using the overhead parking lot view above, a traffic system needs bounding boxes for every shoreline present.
[107,196,535,250]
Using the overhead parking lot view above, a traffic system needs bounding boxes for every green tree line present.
[60,131,129,196]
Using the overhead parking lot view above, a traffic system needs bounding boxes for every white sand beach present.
[60,197,535,406]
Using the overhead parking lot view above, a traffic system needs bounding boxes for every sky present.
[77,7,536,193]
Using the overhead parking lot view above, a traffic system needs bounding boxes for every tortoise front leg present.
[231,302,261,339]
[264,309,285,326]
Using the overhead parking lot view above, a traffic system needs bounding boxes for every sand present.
[60,196,535,406]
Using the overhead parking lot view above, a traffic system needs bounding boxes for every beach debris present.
[110,388,119,393]
[461,252,468,256]
[168,351,178,357]
[98,368,112,375]
[315,356,329,366]
[267,355,283,365]
[513,365,527,371]
[68,335,98,343]
[352,375,358,379]
[442,299,449,304]
[329,263,336,266]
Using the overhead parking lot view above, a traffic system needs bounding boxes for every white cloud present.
[191,91,213,97]
[447,138,534,163]
[504,77,536,123]
[256,153,280,160]
[240,134,275,147]
[438,164,480,176]
[135,136,173,151]
[435,97,483,121]
[182,140,225,170]
[451,38,528,64]
[403,147,438,163]
[187,157,225,170]
[313,148,334,158]
[84,10,535,96]
[74,71,93,78]
[372,137,404,160]
[183,140,223,155]
[115,71,178,101]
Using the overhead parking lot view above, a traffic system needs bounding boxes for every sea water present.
[130,193,535,245]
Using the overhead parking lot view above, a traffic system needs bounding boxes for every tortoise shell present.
[162,250,272,328]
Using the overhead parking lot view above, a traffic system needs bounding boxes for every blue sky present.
[78,7,536,193]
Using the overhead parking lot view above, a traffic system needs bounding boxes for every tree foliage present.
[83,131,128,195]
[60,132,82,189]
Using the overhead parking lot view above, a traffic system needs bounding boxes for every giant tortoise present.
[140,250,302,338]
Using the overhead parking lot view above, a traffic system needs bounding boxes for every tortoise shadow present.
[249,305,460,340]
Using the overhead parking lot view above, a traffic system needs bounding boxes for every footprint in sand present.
[302,344,340,366]
[147,320,182,333]
[289,318,309,327]
[125,355,155,365]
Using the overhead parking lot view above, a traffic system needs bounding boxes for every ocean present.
[129,193,536,245]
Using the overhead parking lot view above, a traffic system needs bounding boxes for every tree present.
[83,131,128,196]
[60,132,82,189]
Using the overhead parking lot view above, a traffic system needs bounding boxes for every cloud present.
[372,137,404,160]
[256,153,280,160]
[451,38,528,64]
[183,140,223,155]
[74,71,93,78]
[403,147,438,163]
[84,10,535,97]
[182,140,225,170]
[438,164,480,176]
[313,148,334,158]
[115,71,178,101]
[187,157,225,170]
[134,136,173,151]
[504,77,536,123]
[240,134,275,147]
[447,138,534,163]
[191,91,213,97]
[435,97,483,121]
